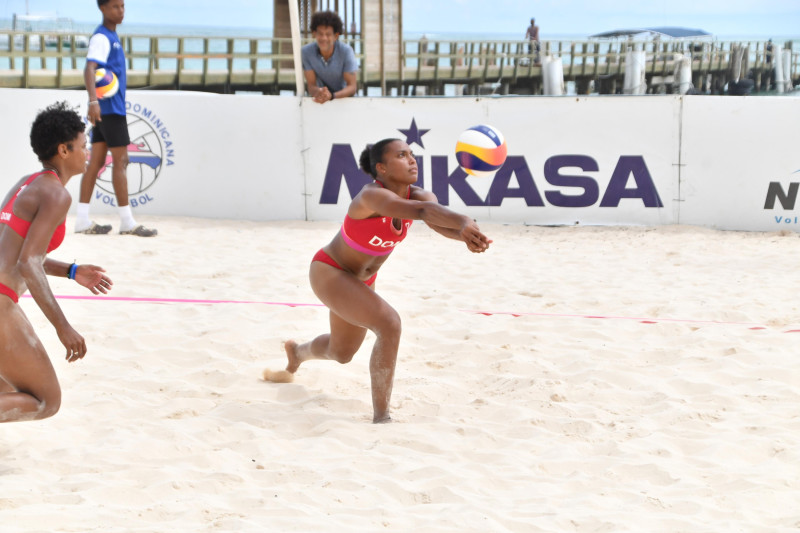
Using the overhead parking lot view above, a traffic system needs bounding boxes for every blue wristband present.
[68,263,78,280]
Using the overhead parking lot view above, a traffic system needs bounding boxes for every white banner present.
[679,96,800,231]
[1,89,798,232]
[302,96,680,225]
[0,89,305,221]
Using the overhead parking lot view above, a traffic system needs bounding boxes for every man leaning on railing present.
[301,11,357,103]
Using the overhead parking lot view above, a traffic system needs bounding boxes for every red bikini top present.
[339,183,413,257]
[0,170,66,253]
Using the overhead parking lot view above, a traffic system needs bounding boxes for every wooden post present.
[433,40,440,85]
[379,0,385,95]
[146,37,154,87]
[227,39,234,90]
[22,33,29,88]
[250,39,258,86]
[568,42,575,78]
[177,37,184,88]
[56,36,63,87]
[202,38,209,85]
[287,0,304,97]
[397,0,403,92]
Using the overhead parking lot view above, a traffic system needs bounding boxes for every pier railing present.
[403,38,798,94]
[0,30,796,95]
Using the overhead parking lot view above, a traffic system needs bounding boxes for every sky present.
[1,0,798,37]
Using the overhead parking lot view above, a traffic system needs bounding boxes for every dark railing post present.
[467,42,474,79]
[568,42,576,78]
[8,31,16,70]
[202,38,209,86]
[399,38,406,93]
[414,39,422,82]
[71,35,78,70]
[481,41,489,83]
[433,41,441,87]
[227,39,234,88]
[38,34,45,69]
[177,37,184,89]
[56,36,63,87]
[250,39,258,86]
[147,37,155,87]
[498,42,506,80]
[22,34,29,88]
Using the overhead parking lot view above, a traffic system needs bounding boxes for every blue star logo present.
[398,118,430,149]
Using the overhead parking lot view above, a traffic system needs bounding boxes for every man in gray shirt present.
[301,11,358,103]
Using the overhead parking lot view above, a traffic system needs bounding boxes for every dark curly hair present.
[310,10,344,34]
[98,0,111,6]
[359,138,400,178]
[29,101,86,162]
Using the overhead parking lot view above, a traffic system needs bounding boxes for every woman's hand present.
[57,324,86,362]
[75,264,113,295]
[460,220,492,253]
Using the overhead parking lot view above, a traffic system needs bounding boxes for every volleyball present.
[94,68,119,99]
[455,124,507,177]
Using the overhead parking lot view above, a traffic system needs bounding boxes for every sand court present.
[1,216,799,531]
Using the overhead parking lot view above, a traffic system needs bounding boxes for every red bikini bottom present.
[0,281,19,303]
[312,249,377,287]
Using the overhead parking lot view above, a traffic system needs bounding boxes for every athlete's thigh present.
[0,305,58,395]
[310,263,395,331]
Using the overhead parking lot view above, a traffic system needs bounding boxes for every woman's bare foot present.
[261,340,302,384]
[284,340,301,373]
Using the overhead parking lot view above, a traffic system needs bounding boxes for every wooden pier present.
[0,30,796,96]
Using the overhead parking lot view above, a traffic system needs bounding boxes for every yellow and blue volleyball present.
[455,124,507,177]
[94,68,119,99]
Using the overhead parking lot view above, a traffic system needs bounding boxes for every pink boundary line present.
[22,294,325,308]
[22,295,800,332]
[459,309,783,330]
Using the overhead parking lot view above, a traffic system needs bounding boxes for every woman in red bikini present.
[276,138,491,423]
[0,102,113,423]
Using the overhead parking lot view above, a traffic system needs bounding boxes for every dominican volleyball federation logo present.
[88,102,176,208]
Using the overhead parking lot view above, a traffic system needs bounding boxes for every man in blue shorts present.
[301,11,358,104]
[75,0,157,237]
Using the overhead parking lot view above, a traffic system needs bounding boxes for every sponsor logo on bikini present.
[368,235,399,248]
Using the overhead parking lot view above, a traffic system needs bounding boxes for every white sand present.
[1,217,799,532]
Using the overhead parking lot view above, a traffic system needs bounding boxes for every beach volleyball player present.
[265,139,491,423]
[0,102,113,423]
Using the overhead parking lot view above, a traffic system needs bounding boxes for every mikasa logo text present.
[320,147,663,208]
